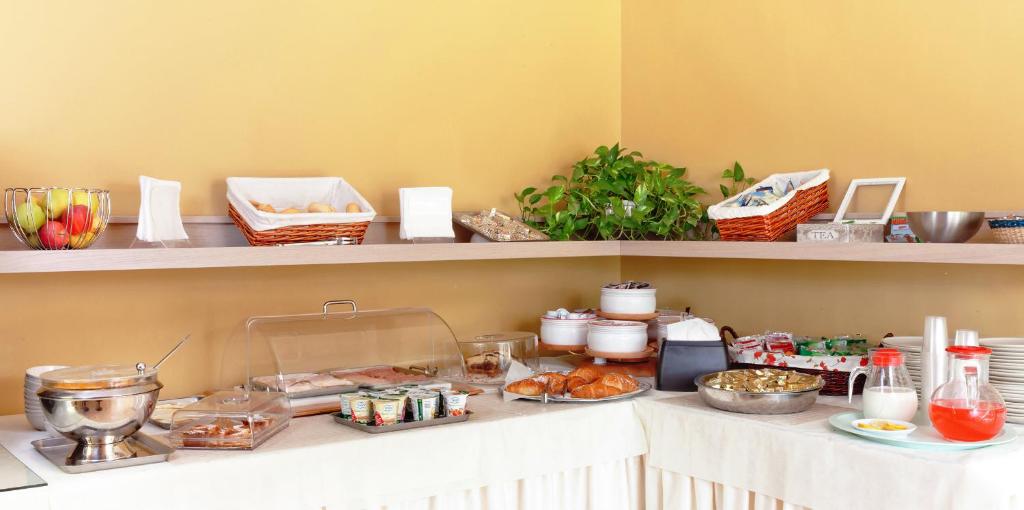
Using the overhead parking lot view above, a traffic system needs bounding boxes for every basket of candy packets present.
[723,327,868,396]
[332,384,471,433]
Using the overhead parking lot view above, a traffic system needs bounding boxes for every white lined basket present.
[708,169,830,220]
[226,177,376,232]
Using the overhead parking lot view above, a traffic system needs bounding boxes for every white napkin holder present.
[133,176,190,248]
[399,187,455,242]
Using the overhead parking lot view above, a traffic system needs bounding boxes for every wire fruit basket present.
[4,187,111,250]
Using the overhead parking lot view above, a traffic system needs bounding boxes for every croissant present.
[541,372,568,395]
[567,366,601,384]
[505,378,546,396]
[566,376,589,392]
[570,382,622,399]
[598,373,639,393]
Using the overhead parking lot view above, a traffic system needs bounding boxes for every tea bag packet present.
[136,176,188,243]
[399,187,455,240]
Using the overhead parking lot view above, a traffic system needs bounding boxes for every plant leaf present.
[733,162,744,182]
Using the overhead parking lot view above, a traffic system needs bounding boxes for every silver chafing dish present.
[37,362,162,464]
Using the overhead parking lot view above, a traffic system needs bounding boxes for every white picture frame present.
[833,177,906,225]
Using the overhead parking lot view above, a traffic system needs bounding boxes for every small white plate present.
[851,418,917,437]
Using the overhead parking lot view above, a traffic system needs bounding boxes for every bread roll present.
[567,366,601,384]
[505,378,546,396]
[598,373,639,393]
[570,382,621,399]
[307,202,336,213]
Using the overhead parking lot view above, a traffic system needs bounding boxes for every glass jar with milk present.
[848,348,918,421]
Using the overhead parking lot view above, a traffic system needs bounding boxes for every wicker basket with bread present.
[503,367,648,402]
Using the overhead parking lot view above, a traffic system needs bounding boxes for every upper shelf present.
[0,216,1021,273]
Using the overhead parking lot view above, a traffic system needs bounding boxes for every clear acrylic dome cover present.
[218,300,466,394]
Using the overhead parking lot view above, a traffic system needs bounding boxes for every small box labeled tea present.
[797,223,884,243]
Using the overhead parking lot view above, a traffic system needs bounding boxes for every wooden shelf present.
[0,216,1022,273]
[0,241,620,273]
[619,241,1024,266]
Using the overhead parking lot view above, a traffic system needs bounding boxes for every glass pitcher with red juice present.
[929,346,1006,442]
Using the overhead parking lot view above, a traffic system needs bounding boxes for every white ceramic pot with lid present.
[600,286,656,315]
[541,317,591,346]
[587,320,648,353]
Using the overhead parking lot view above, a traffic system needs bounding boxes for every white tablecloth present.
[636,394,1024,510]
[0,391,658,510]
[5,389,1024,510]
[644,468,806,510]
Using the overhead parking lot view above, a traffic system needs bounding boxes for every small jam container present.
[587,320,648,353]
[540,317,591,346]
[600,287,657,315]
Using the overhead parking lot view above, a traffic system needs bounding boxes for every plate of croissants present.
[502,367,650,402]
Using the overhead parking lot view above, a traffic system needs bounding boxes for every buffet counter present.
[0,390,665,510]
[3,390,1024,510]
[638,394,1024,510]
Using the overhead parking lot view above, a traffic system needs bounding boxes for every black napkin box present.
[656,339,729,392]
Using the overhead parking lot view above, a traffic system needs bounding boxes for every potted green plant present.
[514,144,707,240]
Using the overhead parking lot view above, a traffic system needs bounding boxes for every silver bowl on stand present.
[37,363,162,465]
[907,211,985,243]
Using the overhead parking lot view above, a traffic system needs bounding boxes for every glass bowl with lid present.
[457,332,539,385]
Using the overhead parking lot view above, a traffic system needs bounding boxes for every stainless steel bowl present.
[38,383,161,464]
[907,211,985,243]
[694,373,822,414]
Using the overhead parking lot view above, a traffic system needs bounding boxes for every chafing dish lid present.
[41,363,157,390]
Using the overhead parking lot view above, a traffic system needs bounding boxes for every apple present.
[71,190,101,214]
[44,189,70,219]
[38,221,69,249]
[69,231,96,249]
[14,201,45,233]
[60,204,92,235]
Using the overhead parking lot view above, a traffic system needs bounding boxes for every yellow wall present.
[0,1,622,414]
[621,2,1024,340]
[0,1,621,216]
[0,258,619,413]
[4,0,1024,414]
[622,0,1024,211]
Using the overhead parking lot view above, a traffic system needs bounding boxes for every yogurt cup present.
[600,287,657,315]
[442,391,469,417]
[408,391,440,421]
[587,320,648,353]
[540,317,591,346]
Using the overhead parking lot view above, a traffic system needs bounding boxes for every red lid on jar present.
[871,348,904,367]
[946,346,992,357]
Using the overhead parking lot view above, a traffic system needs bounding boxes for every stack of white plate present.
[980,338,1024,425]
[880,336,923,397]
[24,365,66,431]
